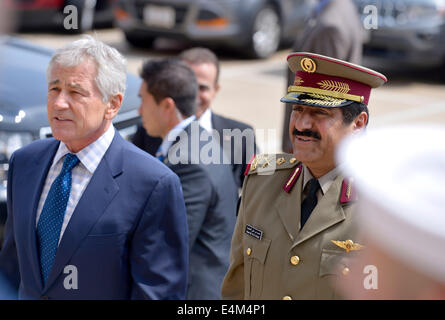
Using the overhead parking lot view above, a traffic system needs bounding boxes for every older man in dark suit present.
[138,58,238,299]
[0,36,188,299]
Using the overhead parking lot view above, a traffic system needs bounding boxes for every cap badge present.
[331,239,365,253]
[301,57,317,73]
[317,80,351,94]
[293,76,304,86]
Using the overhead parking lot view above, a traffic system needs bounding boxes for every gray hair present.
[46,35,127,103]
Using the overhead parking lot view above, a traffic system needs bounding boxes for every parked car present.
[113,0,315,59]
[0,36,142,246]
[355,0,445,67]
[4,0,115,32]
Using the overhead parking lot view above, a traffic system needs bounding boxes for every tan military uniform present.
[221,153,363,300]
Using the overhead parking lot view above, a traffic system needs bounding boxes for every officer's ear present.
[214,82,221,95]
[353,111,368,132]
[160,97,176,114]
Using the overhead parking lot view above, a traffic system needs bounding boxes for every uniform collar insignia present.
[340,177,357,203]
[283,164,303,193]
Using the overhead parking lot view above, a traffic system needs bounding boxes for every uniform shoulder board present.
[246,153,299,176]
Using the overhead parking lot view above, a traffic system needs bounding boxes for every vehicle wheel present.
[246,5,281,59]
[64,0,97,33]
[124,32,155,49]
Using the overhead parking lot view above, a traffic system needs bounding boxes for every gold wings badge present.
[331,240,365,253]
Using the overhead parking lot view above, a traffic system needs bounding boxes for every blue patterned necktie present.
[155,146,165,163]
[37,153,79,285]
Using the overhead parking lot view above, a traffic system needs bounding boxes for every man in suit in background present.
[133,47,257,189]
[282,0,364,152]
[0,36,188,299]
[138,58,238,299]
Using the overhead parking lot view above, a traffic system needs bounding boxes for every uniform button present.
[282,295,292,300]
[40,295,49,300]
[290,255,300,266]
[246,248,252,256]
[342,267,350,276]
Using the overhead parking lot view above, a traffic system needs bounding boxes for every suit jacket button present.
[40,295,49,300]
[246,248,252,256]
[290,255,300,266]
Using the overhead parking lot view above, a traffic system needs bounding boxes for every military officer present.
[221,52,387,300]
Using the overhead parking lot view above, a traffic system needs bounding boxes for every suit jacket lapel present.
[18,140,59,291]
[275,174,303,242]
[292,175,346,248]
[211,113,225,143]
[44,133,122,290]
[210,113,221,132]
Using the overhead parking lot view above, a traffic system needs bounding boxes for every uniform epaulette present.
[340,177,357,204]
[246,153,299,176]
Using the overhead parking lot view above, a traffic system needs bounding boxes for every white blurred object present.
[337,125,445,285]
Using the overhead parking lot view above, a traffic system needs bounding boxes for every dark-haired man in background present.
[138,58,238,299]
[133,48,257,189]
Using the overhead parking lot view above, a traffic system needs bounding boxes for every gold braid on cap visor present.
[287,85,365,103]
[295,93,346,107]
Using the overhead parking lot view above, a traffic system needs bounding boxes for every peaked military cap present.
[281,52,387,108]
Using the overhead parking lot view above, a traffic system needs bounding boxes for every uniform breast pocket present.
[243,236,271,299]
[318,249,355,299]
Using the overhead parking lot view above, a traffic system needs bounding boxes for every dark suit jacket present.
[211,113,257,189]
[132,125,162,156]
[132,112,257,188]
[164,122,238,299]
[0,131,189,300]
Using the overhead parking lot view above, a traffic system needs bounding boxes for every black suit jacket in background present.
[132,125,162,156]
[210,113,257,188]
[164,122,238,299]
[132,112,257,188]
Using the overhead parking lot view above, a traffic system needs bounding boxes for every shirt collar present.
[52,125,115,174]
[158,115,196,156]
[303,164,339,195]
[198,108,213,133]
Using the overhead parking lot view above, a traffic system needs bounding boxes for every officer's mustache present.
[292,129,321,140]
